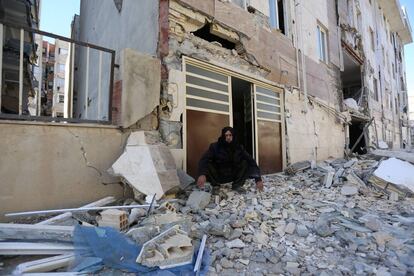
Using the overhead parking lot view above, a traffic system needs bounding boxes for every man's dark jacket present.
[197,127,261,180]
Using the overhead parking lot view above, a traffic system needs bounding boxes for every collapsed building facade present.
[75,0,412,177]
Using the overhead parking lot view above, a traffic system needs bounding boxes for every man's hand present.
[197,175,206,189]
[256,180,264,192]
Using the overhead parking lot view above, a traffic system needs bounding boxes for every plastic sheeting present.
[72,225,209,275]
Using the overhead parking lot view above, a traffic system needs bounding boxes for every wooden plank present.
[37,196,116,225]
[0,242,74,255]
[0,224,74,242]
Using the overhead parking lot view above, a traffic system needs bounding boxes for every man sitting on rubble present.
[196,126,264,192]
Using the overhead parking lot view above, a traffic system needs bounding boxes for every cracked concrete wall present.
[285,89,346,163]
[0,122,130,221]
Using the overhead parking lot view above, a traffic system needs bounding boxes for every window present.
[370,28,375,52]
[58,63,65,73]
[373,78,379,101]
[59,95,65,103]
[317,25,328,63]
[269,0,287,35]
[58,48,68,55]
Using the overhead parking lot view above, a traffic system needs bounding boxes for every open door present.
[253,85,283,174]
[184,63,231,178]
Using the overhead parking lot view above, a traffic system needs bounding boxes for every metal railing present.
[0,21,116,124]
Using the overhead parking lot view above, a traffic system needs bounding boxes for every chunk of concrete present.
[109,132,180,200]
[136,226,194,269]
[341,185,358,196]
[225,238,246,248]
[186,191,211,210]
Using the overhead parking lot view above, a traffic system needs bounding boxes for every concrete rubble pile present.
[1,145,414,275]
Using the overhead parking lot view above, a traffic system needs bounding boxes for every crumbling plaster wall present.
[75,0,159,122]
[161,0,346,165]
[0,122,130,221]
[285,89,346,163]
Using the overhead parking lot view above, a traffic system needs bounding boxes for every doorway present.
[231,77,254,156]
[349,119,367,154]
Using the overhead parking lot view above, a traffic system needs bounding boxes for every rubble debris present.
[36,197,116,226]
[5,203,153,217]
[370,157,414,196]
[109,131,180,200]
[97,209,129,231]
[136,225,194,269]
[372,149,414,164]
[285,161,311,175]
[344,98,360,111]
[186,191,211,210]
[340,185,359,196]
[0,223,74,242]
[2,154,414,275]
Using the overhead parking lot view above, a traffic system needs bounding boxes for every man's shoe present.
[232,186,246,194]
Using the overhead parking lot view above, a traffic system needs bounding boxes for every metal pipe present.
[1,22,114,54]
[98,51,102,119]
[108,51,115,123]
[0,23,3,113]
[84,47,89,118]
[37,35,43,116]
[5,204,159,217]
[194,234,207,275]
[19,29,24,115]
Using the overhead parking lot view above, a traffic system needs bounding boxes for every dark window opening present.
[277,0,286,34]
[192,24,236,50]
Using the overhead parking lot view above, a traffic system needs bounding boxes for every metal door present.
[184,62,231,178]
[253,84,283,174]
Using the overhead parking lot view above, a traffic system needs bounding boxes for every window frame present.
[317,24,328,63]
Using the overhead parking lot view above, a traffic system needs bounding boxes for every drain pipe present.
[294,0,308,112]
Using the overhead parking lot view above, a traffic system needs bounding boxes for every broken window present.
[268,0,287,35]
[192,23,236,50]
[317,25,328,63]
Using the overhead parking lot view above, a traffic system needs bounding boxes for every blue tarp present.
[72,225,209,275]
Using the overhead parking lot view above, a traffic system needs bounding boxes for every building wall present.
[339,0,410,149]
[75,0,160,121]
[162,0,346,164]
[0,121,130,222]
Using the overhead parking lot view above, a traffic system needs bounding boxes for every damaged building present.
[73,0,412,178]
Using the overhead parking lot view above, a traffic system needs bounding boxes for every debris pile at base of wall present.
[1,151,414,275]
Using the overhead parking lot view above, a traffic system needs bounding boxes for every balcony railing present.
[0,21,116,124]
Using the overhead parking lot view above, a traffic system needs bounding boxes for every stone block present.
[136,225,194,269]
[186,191,211,210]
[110,132,180,200]
[341,185,359,196]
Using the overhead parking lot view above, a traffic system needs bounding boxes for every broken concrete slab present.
[225,239,246,248]
[136,226,194,269]
[0,223,74,242]
[341,185,359,196]
[186,191,211,210]
[109,131,180,200]
[372,158,414,194]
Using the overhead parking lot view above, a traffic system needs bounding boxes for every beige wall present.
[0,121,129,221]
